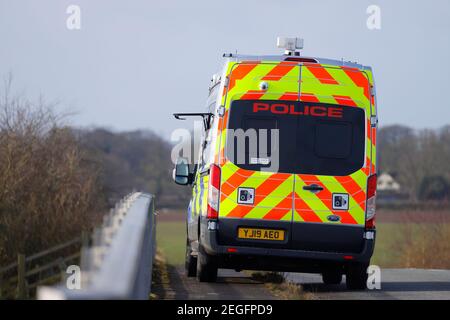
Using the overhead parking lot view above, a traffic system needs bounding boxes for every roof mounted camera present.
[277,37,304,56]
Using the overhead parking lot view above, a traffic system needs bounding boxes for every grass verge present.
[372,222,450,268]
[156,221,186,266]
[250,271,315,300]
[150,251,171,300]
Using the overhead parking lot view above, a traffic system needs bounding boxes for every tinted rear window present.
[226,100,365,176]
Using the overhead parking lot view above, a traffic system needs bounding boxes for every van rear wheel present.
[322,271,342,285]
[346,262,369,290]
[196,243,218,282]
[185,240,197,277]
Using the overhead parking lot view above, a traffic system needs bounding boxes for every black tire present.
[196,243,218,282]
[346,262,369,290]
[185,240,197,277]
[322,271,342,285]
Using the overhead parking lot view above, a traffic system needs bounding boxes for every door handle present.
[303,184,324,192]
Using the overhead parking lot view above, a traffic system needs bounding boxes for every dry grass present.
[374,210,450,269]
[391,223,450,269]
[250,271,315,300]
[150,251,171,300]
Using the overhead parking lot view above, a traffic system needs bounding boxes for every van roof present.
[223,53,372,72]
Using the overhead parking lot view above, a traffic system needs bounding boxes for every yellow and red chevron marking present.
[297,175,359,224]
[334,175,367,211]
[240,90,266,100]
[294,195,323,223]
[299,63,376,176]
[224,61,260,96]
[279,91,298,101]
[214,108,229,165]
[304,63,339,85]
[301,64,372,108]
[222,61,299,101]
[261,193,294,220]
[261,61,297,81]
[225,172,290,219]
[220,167,255,198]
[342,66,371,101]
[300,92,320,103]
[332,95,358,107]
[214,61,376,224]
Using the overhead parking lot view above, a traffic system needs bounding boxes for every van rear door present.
[291,63,374,253]
[291,103,367,253]
[217,61,300,249]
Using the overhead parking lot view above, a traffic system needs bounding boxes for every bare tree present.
[0,75,104,265]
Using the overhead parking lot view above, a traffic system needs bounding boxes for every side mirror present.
[172,157,191,185]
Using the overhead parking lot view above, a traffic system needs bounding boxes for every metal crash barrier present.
[37,192,156,300]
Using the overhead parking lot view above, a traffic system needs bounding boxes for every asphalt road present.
[285,268,450,300]
[153,266,276,300]
[153,266,450,300]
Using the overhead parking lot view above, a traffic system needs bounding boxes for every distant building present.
[377,173,400,192]
[377,172,409,203]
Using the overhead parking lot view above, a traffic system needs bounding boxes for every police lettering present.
[253,102,343,118]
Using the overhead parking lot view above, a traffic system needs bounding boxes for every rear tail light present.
[365,174,377,229]
[207,164,221,219]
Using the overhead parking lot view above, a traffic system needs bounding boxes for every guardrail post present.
[17,254,27,299]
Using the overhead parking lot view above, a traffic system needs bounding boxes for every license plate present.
[238,227,285,241]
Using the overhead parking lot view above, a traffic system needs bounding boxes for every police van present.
[173,38,378,289]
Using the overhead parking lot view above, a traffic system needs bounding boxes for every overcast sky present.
[1,0,449,137]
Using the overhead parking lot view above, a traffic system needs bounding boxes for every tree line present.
[378,125,450,201]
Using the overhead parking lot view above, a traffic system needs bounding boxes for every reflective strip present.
[240,90,266,100]
[214,108,229,165]
[226,62,260,93]
[244,177,293,220]
[214,61,376,223]
[334,176,366,211]
[294,194,323,223]
[262,192,293,220]
[221,169,255,197]
[225,173,290,218]
[301,65,369,107]
[294,176,332,223]
[333,95,357,107]
[317,176,366,225]
[262,61,297,81]
[278,91,298,101]
[342,66,371,101]
[300,92,320,102]
[199,176,204,214]
[350,169,368,189]
[304,63,339,85]
[301,175,358,224]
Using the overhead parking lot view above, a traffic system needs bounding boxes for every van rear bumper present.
[200,219,375,271]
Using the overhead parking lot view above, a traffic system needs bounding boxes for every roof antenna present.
[277,37,303,56]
